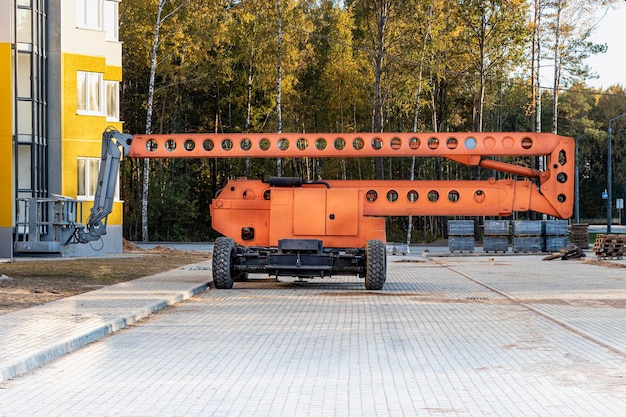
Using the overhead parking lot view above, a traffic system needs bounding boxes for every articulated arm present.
[77,128,133,242]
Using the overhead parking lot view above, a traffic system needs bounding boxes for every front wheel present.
[365,240,386,290]
[212,237,235,289]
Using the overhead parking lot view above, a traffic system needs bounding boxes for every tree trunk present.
[373,0,390,180]
[533,0,543,179]
[276,0,283,177]
[142,0,167,242]
[552,0,562,135]
[244,38,255,178]
[407,0,435,253]
[530,0,539,131]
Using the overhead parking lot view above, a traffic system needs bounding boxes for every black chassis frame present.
[232,239,366,279]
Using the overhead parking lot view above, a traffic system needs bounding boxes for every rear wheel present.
[365,239,386,290]
[212,237,235,289]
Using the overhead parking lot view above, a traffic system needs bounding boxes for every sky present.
[586,2,626,89]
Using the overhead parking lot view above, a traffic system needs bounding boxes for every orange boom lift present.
[86,130,574,290]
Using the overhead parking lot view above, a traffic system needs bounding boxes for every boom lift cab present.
[82,130,575,290]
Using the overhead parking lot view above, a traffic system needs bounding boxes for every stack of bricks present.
[593,234,624,259]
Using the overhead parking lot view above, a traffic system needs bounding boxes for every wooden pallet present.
[593,234,625,259]
[570,224,590,249]
[542,245,585,261]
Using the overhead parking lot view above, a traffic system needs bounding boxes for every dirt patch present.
[122,239,142,251]
[0,241,210,315]
[583,258,626,268]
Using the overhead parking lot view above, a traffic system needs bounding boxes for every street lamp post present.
[607,112,626,233]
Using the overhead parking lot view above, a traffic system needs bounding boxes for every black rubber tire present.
[365,239,386,290]
[212,237,235,289]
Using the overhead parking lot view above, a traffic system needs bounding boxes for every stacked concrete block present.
[483,220,509,253]
[448,220,475,253]
[542,220,569,252]
[512,220,542,253]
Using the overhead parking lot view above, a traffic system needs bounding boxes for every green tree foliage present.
[457,0,528,132]
[118,0,626,242]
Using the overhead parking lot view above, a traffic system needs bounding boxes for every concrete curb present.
[0,262,213,382]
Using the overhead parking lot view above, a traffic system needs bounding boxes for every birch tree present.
[139,0,167,242]
[406,0,436,251]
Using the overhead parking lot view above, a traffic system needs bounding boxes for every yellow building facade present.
[1,0,123,258]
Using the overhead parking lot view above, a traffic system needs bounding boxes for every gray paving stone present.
[0,260,212,381]
[1,255,626,416]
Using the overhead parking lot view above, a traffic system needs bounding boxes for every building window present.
[77,157,100,198]
[76,0,102,30]
[18,145,32,190]
[103,0,119,41]
[17,8,32,44]
[77,71,102,115]
[105,80,119,121]
[17,52,32,98]
[78,157,119,199]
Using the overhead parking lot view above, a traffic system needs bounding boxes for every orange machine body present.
[209,180,386,248]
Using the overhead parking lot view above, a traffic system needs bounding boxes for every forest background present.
[118,0,626,243]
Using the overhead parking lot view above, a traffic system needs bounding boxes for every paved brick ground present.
[0,261,212,381]
[1,254,626,416]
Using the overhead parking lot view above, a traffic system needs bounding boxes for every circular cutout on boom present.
[240,138,252,151]
[165,139,176,151]
[428,138,439,150]
[353,137,364,150]
[427,190,439,202]
[407,190,419,202]
[371,137,383,150]
[366,190,378,202]
[446,137,458,149]
[296,138,308,150]
[390,137,402,150]
[221,139,233,151]
[315,138,327,150]
[409,137,421,150]
[259,138,270,151]
[146,139,158,152]
[521,137,533,149]
[277,138,290,151]
[184,139,195,151]
[203,139,214,151]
